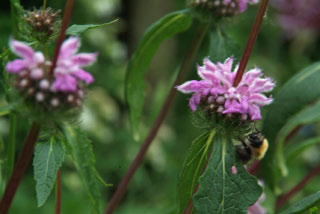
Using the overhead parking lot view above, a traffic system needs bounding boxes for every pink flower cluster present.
[271,0,320,36]
[6,36,97,93]
[177,57,275,121]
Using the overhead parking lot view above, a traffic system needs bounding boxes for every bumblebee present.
[235,131,269,164]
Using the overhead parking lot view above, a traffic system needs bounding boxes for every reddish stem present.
[233,0,269,87]
[276,164,320,210]
[248,160,261,175]
[0,122,41,213]
[105,24,209,214]
[48,0,75,78]
[55,170,61,214]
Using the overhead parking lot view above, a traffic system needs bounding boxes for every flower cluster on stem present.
[177,57,275,121]
[5,36,97,110]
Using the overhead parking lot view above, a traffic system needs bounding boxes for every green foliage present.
[177,130,214,214]
[209,25,240,62]
[193,134,262,214]
[62,124,102,214]
[33,136,65,207]
[309,206,318,214]
[125,9,192,140]
[285,136,320,162]
[280,191,320,214]
[276,100,320,177]
[0,105,12,117]
[262,62,320,191]
[66,19,119,36]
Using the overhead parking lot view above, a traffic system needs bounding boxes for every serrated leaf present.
[194,134,262,214]
[280,191,320,214]
[177,130,215,214]
[261,62,320,191]
[125,9,192,140]
[276,100,320,176]
[33,137,65,207]
[66,19,118,36]
[62,124,102,214]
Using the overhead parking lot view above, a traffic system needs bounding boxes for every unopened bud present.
[36,92,45,102]
[51,97,59,107]
[39,79,50,90]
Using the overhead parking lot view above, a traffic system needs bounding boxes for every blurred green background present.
[1,0,320,213]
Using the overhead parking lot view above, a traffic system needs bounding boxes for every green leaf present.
[177,130,215,214]
[33,137,65,207]
[0,105,12,117]
[280,191,320,214]
[209,26,240,62]
[66,19,119,36]
[194,134,262,214]
[285,136,320,162]
[62,124,102,214]
[125,9,192,140]
[309,206,318,214]
[276,100,320,177]
[261,62,320,191]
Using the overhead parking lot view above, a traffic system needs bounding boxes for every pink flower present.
[238,0,260,13]
[53,36,97,92]
[248,180,266,214]
[176,57,275,121]
[271,0,320,36]
[6,38,45,75]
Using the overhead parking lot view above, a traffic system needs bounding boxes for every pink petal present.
[249,94,273,105]
[189,95,197,111]
[238,0,248,13]
[10,38,34,60]
[53,74,77,92]
[33,52,45,64]
[176,80,212,93]
[204,57,217,72]
[59,36,80,58]
[71,53,98,66]
[73,69,94,84]
[198,66,219,85]
[249,105,262,120]
[223,99,243,114]
[5,59,26,73]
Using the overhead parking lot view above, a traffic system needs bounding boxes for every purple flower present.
[6,38,46,75]
[238,0,260,13]
[53,36,97,92]
[248,180,266,214]
[271,0,320,36]
[176,57,275,121]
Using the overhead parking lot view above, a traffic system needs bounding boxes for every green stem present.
[6,114,17,184]
[10,0,20,38]
[105,23,209,214]
[42,0,47,14]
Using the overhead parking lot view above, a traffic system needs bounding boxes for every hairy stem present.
[276,164,320,210]
[233,0,269,87]
[55,170,61,214]
[0,122,41,213]
[105,24,209,214]
[6,114,17,184]
[48,0,75,78]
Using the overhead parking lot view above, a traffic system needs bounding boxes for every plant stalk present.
[233,0,269,87]
[55,170,61,214]
[276,164,320,210]
[48,0,75,78]
[0,122,41,213]
[105,23,209,214]
[6,114,17,184]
